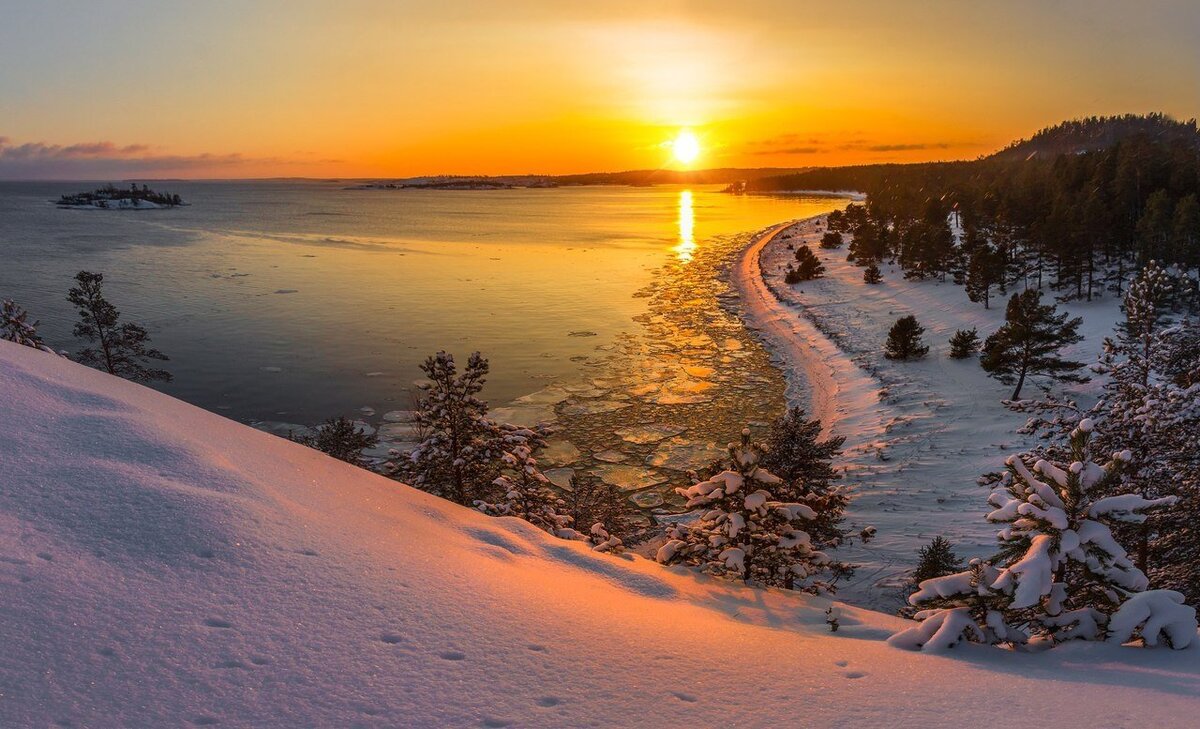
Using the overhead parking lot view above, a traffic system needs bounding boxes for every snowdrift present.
[1,341,1199,727]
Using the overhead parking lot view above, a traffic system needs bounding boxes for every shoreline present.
[727,214,885,447]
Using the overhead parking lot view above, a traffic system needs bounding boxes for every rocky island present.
[56,183,185,209]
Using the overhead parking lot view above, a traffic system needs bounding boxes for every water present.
[0,181,845,431]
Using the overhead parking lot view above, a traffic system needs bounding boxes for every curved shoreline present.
[729,216,884,449]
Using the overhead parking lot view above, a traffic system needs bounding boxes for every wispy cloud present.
[0,136,341,179]
[744,133,964,157]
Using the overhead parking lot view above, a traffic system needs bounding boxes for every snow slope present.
[732,217,1126,609]
[2,341,1199,727]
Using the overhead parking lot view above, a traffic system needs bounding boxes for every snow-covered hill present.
[2,341,1199,726]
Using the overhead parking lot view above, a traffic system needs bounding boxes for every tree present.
[948,327,980,359]
[911,537,963,586]
[296,416,379,467]
[863,262,883,284]
[656,429,851,593]
[792,245,825,281]
[759,407,850,550]
[980,289,1086,400]
[884,315,929,360]
[965,246,1004,309]
[563,474,637,552]
[477,443,578,538]
[1091,266,1200,597]
[67,271,171,383]
[393,351,541,506]
[1,299,54,353]
[891,424,1193,651]
[819,231,843,249]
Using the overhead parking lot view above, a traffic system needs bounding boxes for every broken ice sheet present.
[646,438,727,471]
[594,465,668,491]
[613,424,687,445]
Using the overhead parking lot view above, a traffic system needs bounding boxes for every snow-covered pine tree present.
[884,315,929,360]
[980,288,1087,400]
[394,351,543,506]
[891,421,1193,651]
[760,407,851,550]
[1,299,54,353]
[67,271,171,383]
[1091,261,1177,570]
[862,262,883,284]
[563,473,637,553]
[656,429,850,593]
[948,327,980,359]
[296,416,379,467]
[792,244,825,281]
[477,443,579,539]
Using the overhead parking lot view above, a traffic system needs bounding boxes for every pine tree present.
[1,299,54,353]
[884,315,929,360]
[296,416,379,467]
[980,289,1086,400]
[819,231,843,249]
[863,262,883,284]
[965,246,1003,309]
[656,429,851,593]
[760,407,850,550]
[792,245,825,281]
[948,327,980,359]
[1092,265,1200,598]
[67,271,171,383]
[477,443,578,538]
[891,423,1194,651]
[563,473,637,552]
[911,536,963,585]
[394,351,541,506]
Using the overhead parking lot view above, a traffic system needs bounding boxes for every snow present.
[730,216,1127,609]
[3,329,1200,722]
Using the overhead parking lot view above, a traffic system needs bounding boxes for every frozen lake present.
[0,181,848,495]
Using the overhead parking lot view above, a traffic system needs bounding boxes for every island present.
[56,183,185,209]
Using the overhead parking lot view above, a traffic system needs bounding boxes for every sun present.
[671,129,701,165]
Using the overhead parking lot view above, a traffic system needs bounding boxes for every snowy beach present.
[731,214,1127,609]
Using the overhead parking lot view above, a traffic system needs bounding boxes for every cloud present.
[0,136,341,179]
[744,133,965,158]
[751,146,824,156]
[850,142,955,152]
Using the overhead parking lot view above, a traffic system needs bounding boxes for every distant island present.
[346,167,809,191]
[56,183,185,209]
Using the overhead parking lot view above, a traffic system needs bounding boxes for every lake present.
[0,181,847,495]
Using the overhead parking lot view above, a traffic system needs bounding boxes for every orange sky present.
[1,1,1197,178]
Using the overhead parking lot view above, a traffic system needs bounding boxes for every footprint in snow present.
[844,671,867,679]
[536,697,561,707]
[380,634,404,645]
[203,618,234,629]
[525,644,546,652]
[481,718,511,727]
[671,691,698,703]
[438,650,466,661]
[834,660,848,667]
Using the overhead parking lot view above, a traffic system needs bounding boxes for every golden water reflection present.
[674,189,696,263]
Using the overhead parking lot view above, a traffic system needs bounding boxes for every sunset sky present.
[1,0,1197,179]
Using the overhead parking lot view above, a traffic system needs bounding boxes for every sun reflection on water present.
[674,189,696,263]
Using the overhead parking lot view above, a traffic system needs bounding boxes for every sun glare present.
[671,129,701,165]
